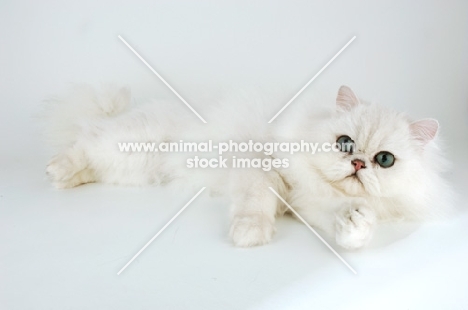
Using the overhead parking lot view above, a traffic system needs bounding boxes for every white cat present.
[44,85,452,249]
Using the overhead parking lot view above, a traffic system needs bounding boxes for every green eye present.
[336,135,355,153]
[375,151,395,168]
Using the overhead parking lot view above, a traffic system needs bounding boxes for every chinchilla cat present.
[44,85,452,249]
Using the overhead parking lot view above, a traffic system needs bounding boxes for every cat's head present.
[316,86,440,199]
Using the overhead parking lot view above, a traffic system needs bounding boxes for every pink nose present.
[352,159,366,171]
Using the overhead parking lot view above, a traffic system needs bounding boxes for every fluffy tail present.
[41,84,131,149]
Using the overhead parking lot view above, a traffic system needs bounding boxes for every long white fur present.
[42,85,452,249]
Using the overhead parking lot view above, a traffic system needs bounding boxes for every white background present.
[1,1,467,309]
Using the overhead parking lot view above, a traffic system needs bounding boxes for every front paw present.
[335,201,376,250]
[229,214,275,247]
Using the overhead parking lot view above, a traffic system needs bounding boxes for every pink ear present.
[410,119,439,144]
[336,85,360,111]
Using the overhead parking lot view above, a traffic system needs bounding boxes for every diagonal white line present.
[268,187,357,275]
[117,187,206,275]
[118,35,207,124]
[268,36,356,123]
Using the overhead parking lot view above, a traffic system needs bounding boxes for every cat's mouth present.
[345,173,364,186]
[343,171,381,196]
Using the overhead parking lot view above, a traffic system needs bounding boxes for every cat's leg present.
[334,199,376,250]
[46,144,95,188]
[290,196,376,250]
[47,134,166,188]
[46,107,172,188]
[229,169,287,247]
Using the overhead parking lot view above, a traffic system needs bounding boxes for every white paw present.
[46,152,85,188]
[229,214,275,247]
[335,201,376,250]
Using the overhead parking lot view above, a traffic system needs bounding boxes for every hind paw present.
[46,151,91,188]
